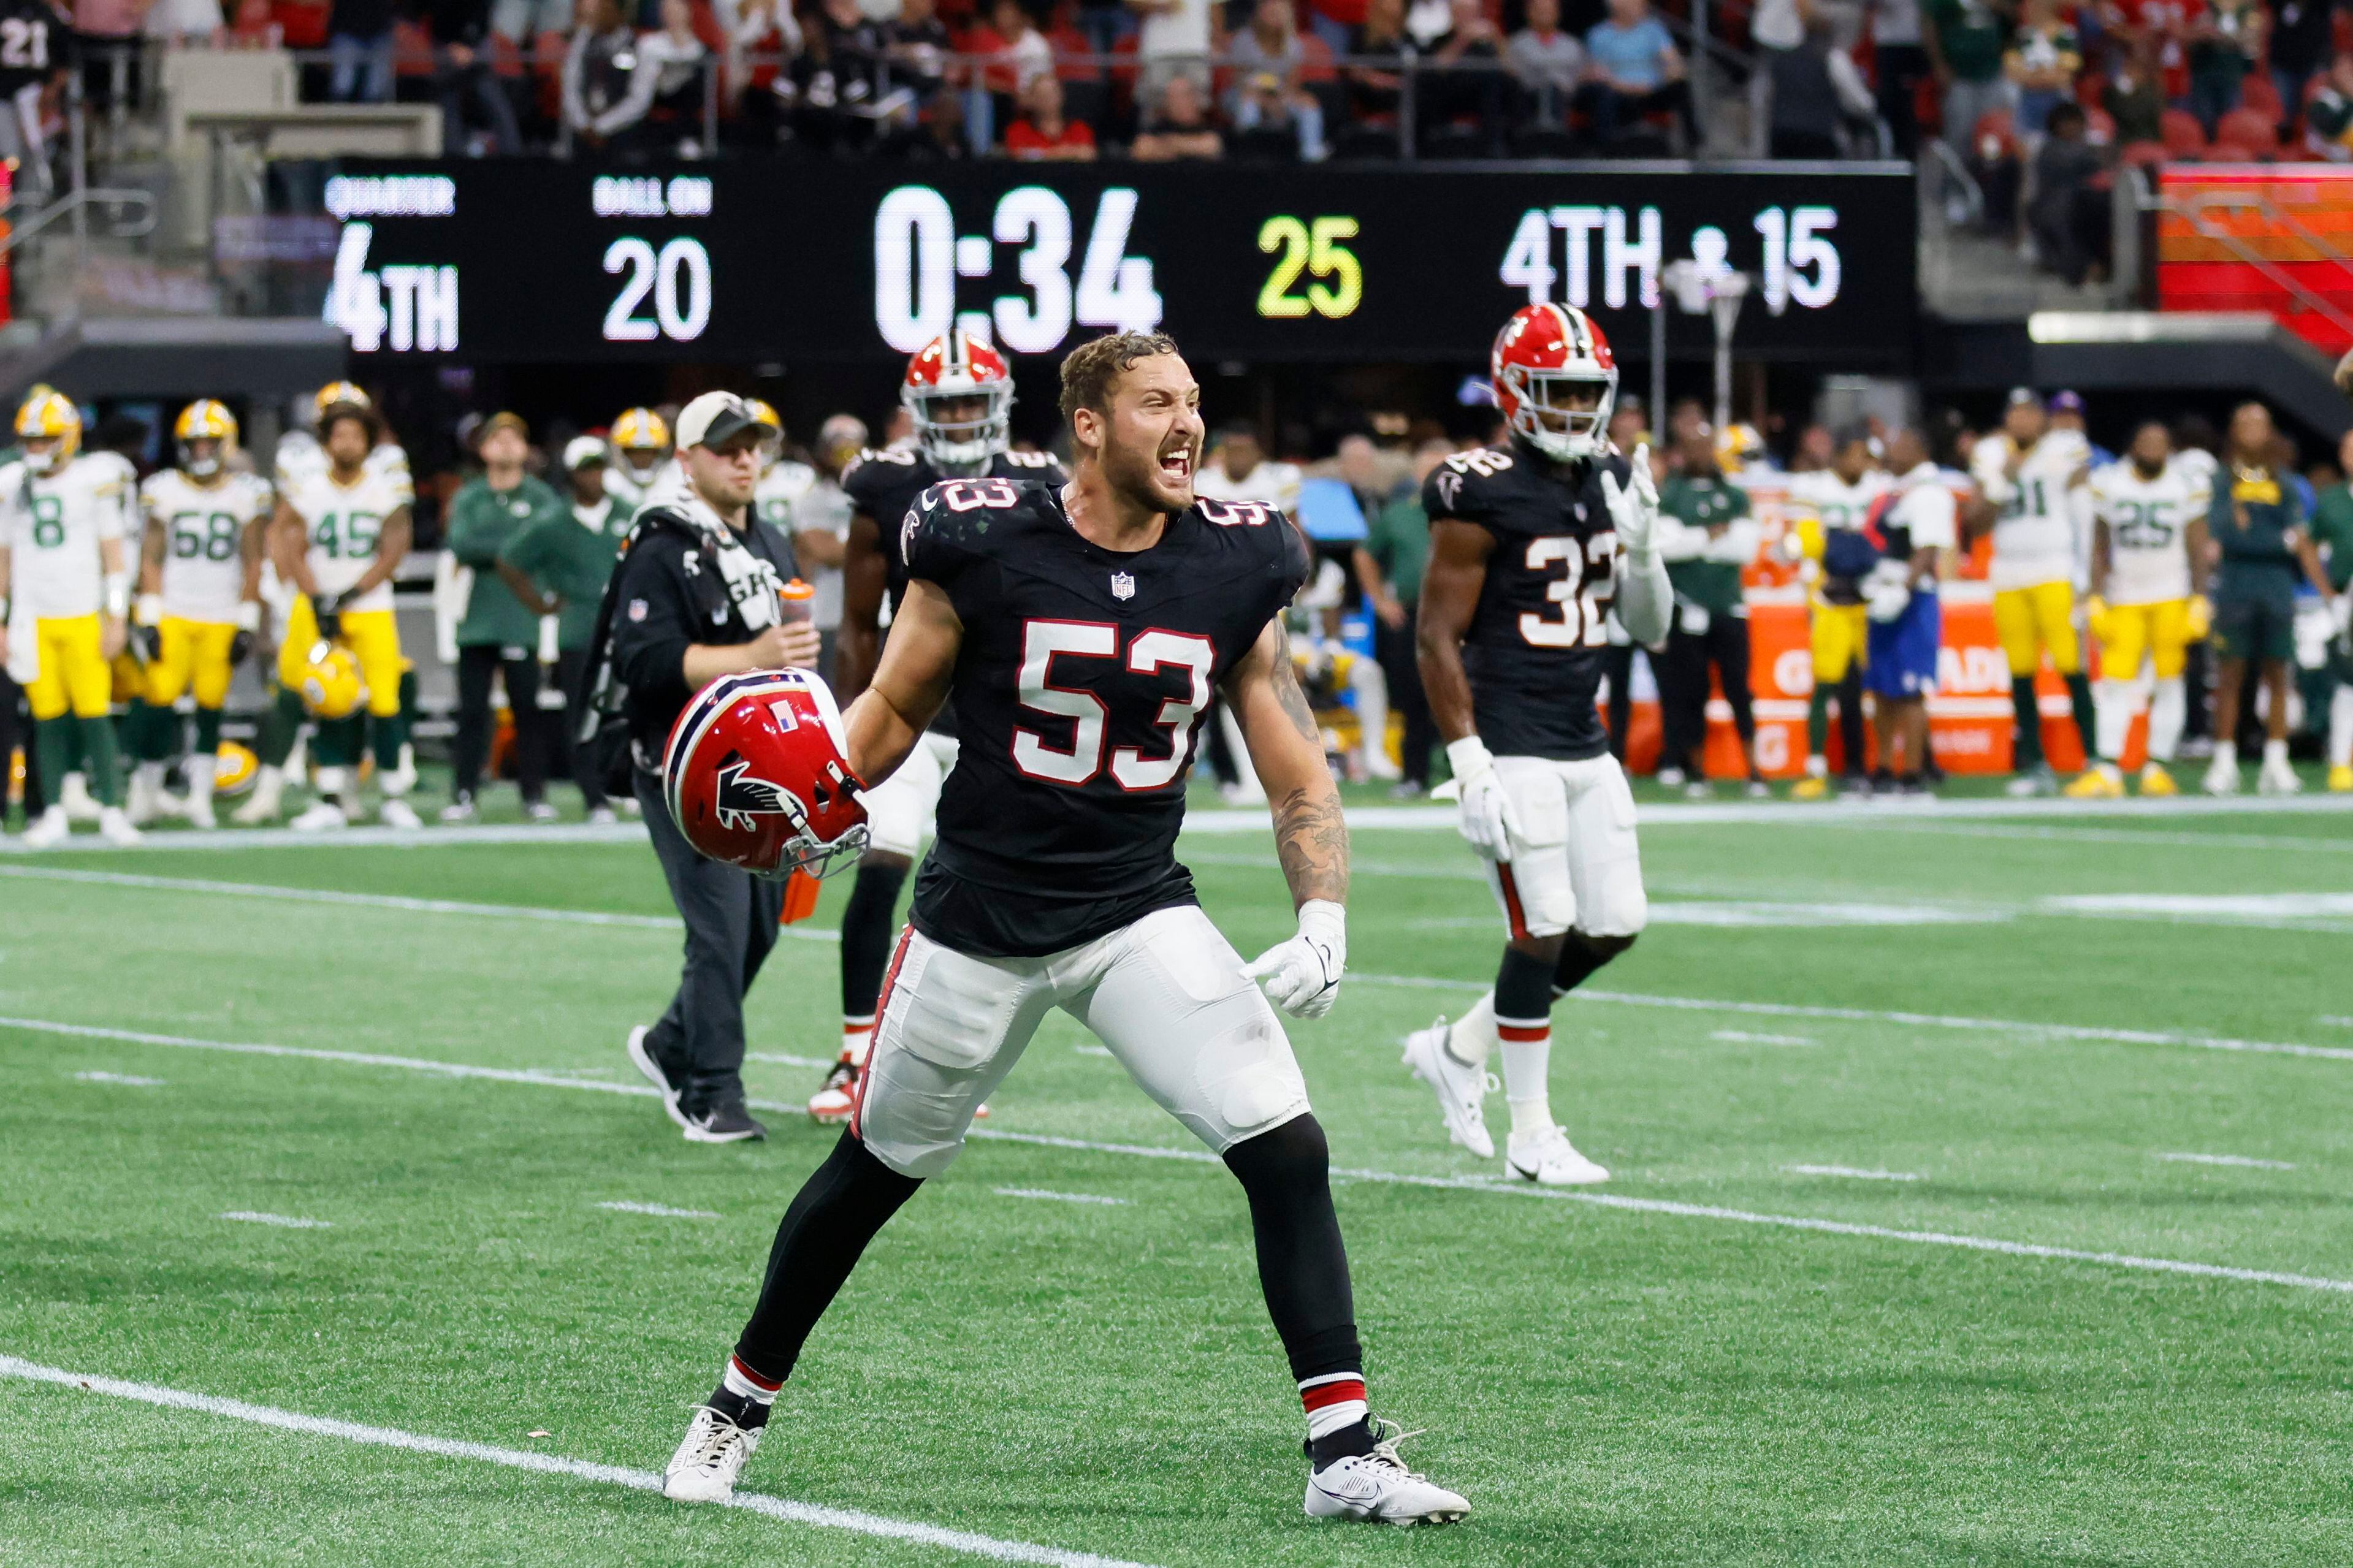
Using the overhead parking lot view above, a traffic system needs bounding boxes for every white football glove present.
[1446,736,1520,860]
[1599,442,1661,561]
[1241,899,1346,1019]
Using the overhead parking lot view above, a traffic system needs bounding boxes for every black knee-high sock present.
[1493,945,1557,1027]
[731,1132,923,1384]
[1551,931,1634,999]
[259,688,304,769]
[1837,669,1866,777]
[2063,671,2097,762]
[2012,677,2045,768]
[839,861,909,1024]
[1224,1114,1369,1462]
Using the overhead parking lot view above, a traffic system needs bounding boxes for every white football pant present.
[1482,753,1649,941]
[862,732,959,859]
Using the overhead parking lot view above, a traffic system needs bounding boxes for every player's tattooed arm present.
[1416,519,1493,744]
[1226,617,1348,908]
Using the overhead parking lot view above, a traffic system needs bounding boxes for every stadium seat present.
[2160,107,2208,160]
[2240,72,2284,123]
[2217,106,2280,153]
[1050,25,1100,81]
[2117,139,2168,168]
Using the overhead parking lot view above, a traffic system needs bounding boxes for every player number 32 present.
[1014,621,1213,791]
[1520,534,1615,647]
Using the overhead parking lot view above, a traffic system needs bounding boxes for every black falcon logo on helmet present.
[712,752,808,834]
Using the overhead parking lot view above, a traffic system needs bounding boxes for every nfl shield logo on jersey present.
[1111,571,1136,601]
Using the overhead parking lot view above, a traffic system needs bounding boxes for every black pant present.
[1574,79,1696,150]
[452,644,547,805]
[1373,610,1436,788]
[636,769,787,1109]
[552,643,607,812]
[1659,612,1755,775]
[1875,43,1932,158]
[0,668,40,824]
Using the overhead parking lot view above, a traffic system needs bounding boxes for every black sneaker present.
[684,1094,767,1144]
[626,1025,691,1132]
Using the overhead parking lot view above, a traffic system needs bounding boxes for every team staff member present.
[443,413,568,823]
[499,436,628,823]
[1352,438,1445,797]
[1655,427,1764,797]
[2308,430,2353,791]
[607,392,817,1144]
[2202,402,2335,796]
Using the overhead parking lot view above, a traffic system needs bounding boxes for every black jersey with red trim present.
[841,445,1066,604]
[900,481,1310,958]
[1421,440,1630,762]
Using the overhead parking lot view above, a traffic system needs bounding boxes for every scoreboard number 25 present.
[1256,216,1361,320]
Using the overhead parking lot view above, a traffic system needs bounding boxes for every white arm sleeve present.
[1615,546,1674,646]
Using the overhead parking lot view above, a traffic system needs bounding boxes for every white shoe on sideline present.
[2259,756,2302,795]
[661,1405,761,1504]
[60,773,99,823]
[289,801,348,832]
[21,807,69,848]
[1400,1018,1493,1160]
[586,804,619,825]
[185,797,218,831]
[97,807,142,847]
[1304,1420,1469,1526]
[379,798,422,829]
[2203,756,2240,796]
[231,769,284,825]
[1505,1125,1610,1186]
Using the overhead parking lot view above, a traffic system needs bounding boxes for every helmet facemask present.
[186,438,223,479]
[906,384,1012,471]
[1503,363,1617,464]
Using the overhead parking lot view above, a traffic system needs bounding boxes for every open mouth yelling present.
[1158,447,1192,485]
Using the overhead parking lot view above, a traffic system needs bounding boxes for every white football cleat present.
[2258,756,2302,795]
[1400,1017,1494,1160]
[231,767,284,824]
[1506,1125,1610,1186]
[379,797,422,829]
[21,806,69,848]
[289,801,349,832]
[60,772,100,823]
[662,1405,761,1504]
[807,1059,857,1124]
[185,797,218,830]
[2202,755,2240,796]
[1304,1420,1468,1526]
[97,807,143,847]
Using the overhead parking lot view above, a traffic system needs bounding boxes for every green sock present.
[258,688,304,769]
[1807,687,1832,757]
[34,717,72,807]
[134,701,178,763]
[314,715,364,769]
[80,714,124,807]
[2011,677,2044,769]
[399,666,419,720]
[2064,672,2098,763]
[371,708,407,774]
[193,707,223,757]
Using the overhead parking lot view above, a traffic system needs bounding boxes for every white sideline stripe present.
[220,1211,330,1228]
[994,1187,1129,1206]
[1840,820,2353,854]
[1785,1165,1923,1182]
[15,1013,2353,1296]
[1343,978,2353,1064]
[2322,1015,2353,1028]
[746,1051,834,1069]
[2158,1152,2298,1171]
[74,1070,164,1085]
[0,864,842,943]
[0,1355,1160,1568]
[598,1200,721,1219]
[1710,1030,1815,1046]
[0,823,653,853]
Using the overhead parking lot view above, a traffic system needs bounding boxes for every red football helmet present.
[1492,303,1618,463]
[902,328,1013,469]
[662,669,870,879]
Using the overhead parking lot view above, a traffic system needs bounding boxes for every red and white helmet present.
[1492,303,1618,463]
[902,328,1013,470]
[662,669,870,880]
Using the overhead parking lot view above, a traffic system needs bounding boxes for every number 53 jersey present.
[901,479,1310,959]
[1422,443,1631,763]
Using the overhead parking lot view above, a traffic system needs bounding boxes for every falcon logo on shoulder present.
[712,752,807,833]
[1434,471,1464,511]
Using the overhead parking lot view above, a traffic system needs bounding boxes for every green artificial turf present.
[6,799,2353,1566]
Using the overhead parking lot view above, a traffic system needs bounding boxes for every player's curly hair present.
[1058,332,1180,429]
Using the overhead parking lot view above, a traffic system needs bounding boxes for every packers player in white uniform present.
[604,406,679,519]
[2074,422,2211,798]
[240,382,416,824]
[0,390,140,846]
[124,400,270,828]
[1783,431,1890,798]
[267,395,420,831]
[1969,390,2102,795]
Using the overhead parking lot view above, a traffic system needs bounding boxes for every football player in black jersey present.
[659,331,1469,1526]
[1402,303,1672,1187]
[808,330,1066,1123]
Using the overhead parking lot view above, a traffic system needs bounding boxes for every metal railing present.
[2157,185,2353,338]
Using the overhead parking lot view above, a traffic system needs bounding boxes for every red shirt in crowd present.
[1004,115,1096,157]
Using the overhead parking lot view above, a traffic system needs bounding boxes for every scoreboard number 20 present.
[603,236,712,343]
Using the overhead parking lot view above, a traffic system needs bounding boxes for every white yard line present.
[0,1354,1159,1568]
[994,1188,1129,1206]
[1835,820,2353,854]
[597,1201,721,1219]
[73,1070,164,1085]
[0,864,842,943]
[1784,1165,1923,1182]
[2157,1152,2298,1171]
[0,823,653,853]
[1710,1031,1816,1047]
[10,1013,2351,1298]
[219,1212,330,1228]
[746,1051,834,1069]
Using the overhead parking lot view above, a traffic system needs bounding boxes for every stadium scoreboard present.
[322,162,1915,365]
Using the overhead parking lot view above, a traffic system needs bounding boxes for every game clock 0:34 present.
[322,161,1915,367]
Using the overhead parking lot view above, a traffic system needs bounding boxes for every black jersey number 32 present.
[1520,534,1615,647]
